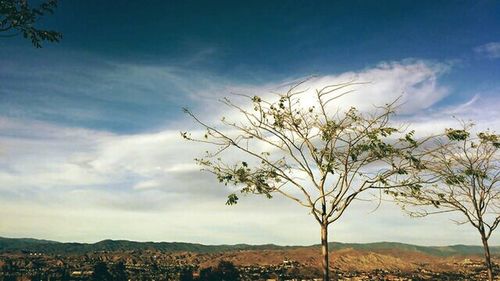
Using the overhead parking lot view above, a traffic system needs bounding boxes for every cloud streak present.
[475,42,500,59]
[0,57,498,245]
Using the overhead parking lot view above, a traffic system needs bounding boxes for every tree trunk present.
[481,233,494,281]
[321,223,330,281]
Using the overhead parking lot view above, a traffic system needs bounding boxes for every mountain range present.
[0,237,497,257]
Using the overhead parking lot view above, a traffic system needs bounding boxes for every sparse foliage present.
[395,122,500,281]
[0,0,62,47]
[182,81,427,281]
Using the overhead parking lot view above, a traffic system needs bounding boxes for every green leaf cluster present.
[0,0,62,47]
[445,129,470,141]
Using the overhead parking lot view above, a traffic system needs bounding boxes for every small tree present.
[182,81,426,281]
[180,268,194,281]
[0,0,62,47]
[92,261,112,281]
[213,260,240,281]
[196,260,240,281]
[110,261,128,281]
[396,123,500,281]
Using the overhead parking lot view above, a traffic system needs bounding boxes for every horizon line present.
[0,236,494,248]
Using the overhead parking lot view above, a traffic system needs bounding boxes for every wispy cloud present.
[0,49,231,133]
[187,60,450,128]
[281,60,449,114]
[474,42,500,59]
[0,56,498,245]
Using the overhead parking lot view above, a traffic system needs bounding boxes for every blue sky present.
[0,1,499,245]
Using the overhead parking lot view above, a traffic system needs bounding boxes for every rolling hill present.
[0,237,498,257]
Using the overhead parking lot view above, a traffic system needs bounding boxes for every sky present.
[0,0,499,246]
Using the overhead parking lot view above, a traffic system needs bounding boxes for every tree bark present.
[321,223,330,281]
[481,233,494,281]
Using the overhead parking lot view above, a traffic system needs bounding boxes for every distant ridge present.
[0,237,497,256]
[327,241,500,257]
[0,237,289,254]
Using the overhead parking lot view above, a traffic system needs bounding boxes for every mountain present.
[0,237,289,254]
[328,241,500,257]
[0,237,497,257]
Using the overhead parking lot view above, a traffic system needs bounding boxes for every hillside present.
[0,237,497,257]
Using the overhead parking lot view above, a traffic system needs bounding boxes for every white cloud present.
[0,59,498,246]
[189,60,449,125]
[474,42,500,59]
[404,94,500,137]
[289,60,449,114]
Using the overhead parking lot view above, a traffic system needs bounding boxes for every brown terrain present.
[1,238,498,280]
[170,247,488,272]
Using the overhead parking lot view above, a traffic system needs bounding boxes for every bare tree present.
[182,81,426,281]
[395,123,500,281]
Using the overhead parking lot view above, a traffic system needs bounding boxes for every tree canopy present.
[395,122,500,281]
[0,0,61,47]
[183,80,429,280]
